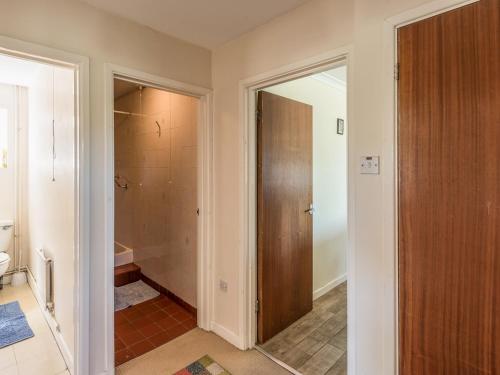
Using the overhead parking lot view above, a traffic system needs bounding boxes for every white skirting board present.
[210,276,347,351]
[313,273,347,301]
[27,268,74,374]
[210,322,243,349]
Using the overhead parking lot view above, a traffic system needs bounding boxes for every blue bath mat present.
[114,280,159,311]
[0,301,34,348]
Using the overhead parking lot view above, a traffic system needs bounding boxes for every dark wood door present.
[257,90,313,343]
[398,1,500,374]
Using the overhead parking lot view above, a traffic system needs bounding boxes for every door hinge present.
[256,109,262,121]
[196,208,200,216]
[255,299,260,313]
[394,63,400,81]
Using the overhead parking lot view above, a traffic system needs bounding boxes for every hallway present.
[260,283,347,374]
[116,328,289,375]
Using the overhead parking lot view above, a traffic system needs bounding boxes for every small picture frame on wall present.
[337,118,345,135]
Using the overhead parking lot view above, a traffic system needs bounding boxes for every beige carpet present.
[116,328,291,375]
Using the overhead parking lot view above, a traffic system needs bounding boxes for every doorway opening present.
[255,64,348,375]
[112,78,202,367]
[0,43,88,375]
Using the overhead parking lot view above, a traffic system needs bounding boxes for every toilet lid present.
[0,252,10,264]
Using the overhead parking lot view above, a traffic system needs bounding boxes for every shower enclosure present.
[114,81,199,309]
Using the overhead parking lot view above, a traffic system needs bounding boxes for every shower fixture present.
[155,121,161,137]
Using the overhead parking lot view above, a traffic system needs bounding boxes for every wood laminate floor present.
[259,282,347,375]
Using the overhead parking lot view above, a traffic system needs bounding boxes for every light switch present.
[360,156,380,174]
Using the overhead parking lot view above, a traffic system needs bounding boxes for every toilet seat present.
[0,252,10,264]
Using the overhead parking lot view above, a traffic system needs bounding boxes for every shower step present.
[114,263,141,287]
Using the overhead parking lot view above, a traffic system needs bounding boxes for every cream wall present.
[114,88,198,308]
[0,0,447,372]
[0,0,211,373]
[0,56,47,274]
[211,0,435,373]
[0,84,16,268]
[26,63,76,364]
[265,75,347,298]
[0,67,76,362]
[0,85,15,214]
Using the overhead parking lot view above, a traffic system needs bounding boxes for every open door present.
[257,90,313,343]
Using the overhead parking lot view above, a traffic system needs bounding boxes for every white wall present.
[264,75,347,298]
[211,0,436,373]
[26,63,76,363]
[0,1,211,372]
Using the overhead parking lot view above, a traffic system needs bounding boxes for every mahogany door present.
[257,90,313,343]
[398,1,500,374]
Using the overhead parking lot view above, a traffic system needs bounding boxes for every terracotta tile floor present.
[114,294,197,366]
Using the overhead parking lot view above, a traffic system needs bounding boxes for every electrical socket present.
[360,155,380,174]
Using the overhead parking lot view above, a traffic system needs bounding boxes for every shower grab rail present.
[155,120,161,137]
[114,175,128,190]
[114,110,147,117]
[114,111,162,138]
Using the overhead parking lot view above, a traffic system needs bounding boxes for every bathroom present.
[0,53,77,374]
[113,79,199,367]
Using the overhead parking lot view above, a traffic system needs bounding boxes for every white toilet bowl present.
[0,251,10,278]
[0,221,14,286]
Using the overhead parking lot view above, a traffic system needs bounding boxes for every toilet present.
[0,220,13,286]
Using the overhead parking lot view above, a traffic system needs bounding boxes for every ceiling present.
[80,0,311,49]
[320,66,347,84]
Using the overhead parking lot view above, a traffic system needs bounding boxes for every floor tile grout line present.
[1,285,68,374]
[114,294,198,367]
[259,284,347,375]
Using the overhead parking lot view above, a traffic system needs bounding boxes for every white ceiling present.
[321,66,347,84]
[80,0,311,49]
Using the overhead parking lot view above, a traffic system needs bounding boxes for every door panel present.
[257,91,313,343]
[398,1,500,374]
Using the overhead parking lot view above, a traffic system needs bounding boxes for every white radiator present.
[36,248,54,312]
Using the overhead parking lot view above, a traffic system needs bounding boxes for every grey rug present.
[114,280,160,311]
[0,301,34,348]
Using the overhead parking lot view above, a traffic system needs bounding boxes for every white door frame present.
[0,35,90,375]
[238,45,356,373]
[381,0,479,373]
[103,63,214,372]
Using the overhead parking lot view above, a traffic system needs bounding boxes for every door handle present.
[304,204,314,215]
[114,175,128,190]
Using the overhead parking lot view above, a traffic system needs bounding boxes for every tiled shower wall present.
[114,87,198,308]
